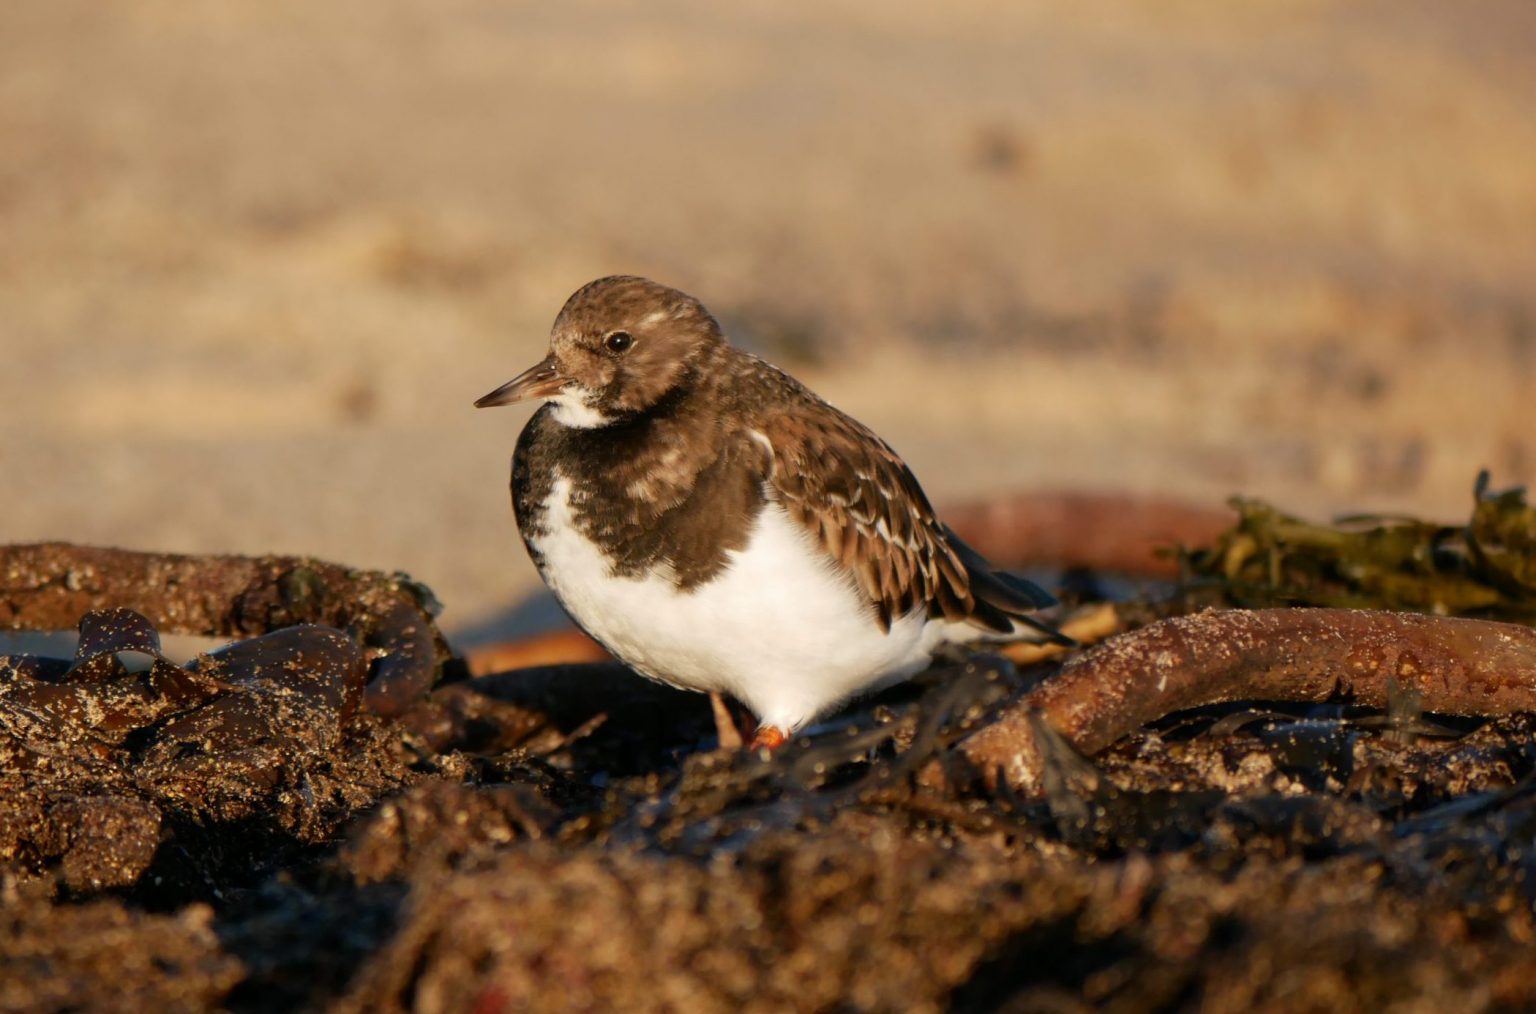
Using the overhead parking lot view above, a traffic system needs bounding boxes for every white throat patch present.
[548,388,612,429]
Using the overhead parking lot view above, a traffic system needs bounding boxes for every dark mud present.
[5,512,1536,1012]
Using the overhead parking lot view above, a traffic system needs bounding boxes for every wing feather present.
[755,403,1065,642]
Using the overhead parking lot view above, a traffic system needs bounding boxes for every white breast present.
[529,476,940,731]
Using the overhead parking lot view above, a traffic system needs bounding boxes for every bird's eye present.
[603,331,634,354]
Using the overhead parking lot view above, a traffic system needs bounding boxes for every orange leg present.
[709,691,745,750]
[749,724,788,753]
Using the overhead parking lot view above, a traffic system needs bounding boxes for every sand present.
[3,0,1533,642]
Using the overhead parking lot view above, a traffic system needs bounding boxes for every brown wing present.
[756,406,1062,638]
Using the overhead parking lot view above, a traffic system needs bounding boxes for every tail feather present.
[944,527,1077,647]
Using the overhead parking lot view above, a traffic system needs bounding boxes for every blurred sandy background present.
[3,1,1534,645]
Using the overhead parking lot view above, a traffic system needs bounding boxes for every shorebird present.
[476,275,1067,750]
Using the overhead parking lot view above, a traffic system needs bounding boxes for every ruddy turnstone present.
[476,276,1068,750]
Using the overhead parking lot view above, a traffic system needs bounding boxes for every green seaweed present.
[1182,471,1536,622]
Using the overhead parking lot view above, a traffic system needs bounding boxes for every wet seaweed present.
[1181,471,1536,621]
[6,506,1536,1011]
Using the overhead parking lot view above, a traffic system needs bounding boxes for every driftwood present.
[949,607,1536,793]
[943,491,1232,577]
[0,542,451,716]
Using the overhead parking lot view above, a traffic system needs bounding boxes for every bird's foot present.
[749,724,787,753]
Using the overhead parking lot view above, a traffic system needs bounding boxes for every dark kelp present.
[0,542,454,715]
[5,488,1536,1012]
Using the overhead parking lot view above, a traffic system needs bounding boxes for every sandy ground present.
[3,0,1534,644]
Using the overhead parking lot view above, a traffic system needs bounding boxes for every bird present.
[475,275,1069,751]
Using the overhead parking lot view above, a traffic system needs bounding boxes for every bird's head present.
[475,275,725,428]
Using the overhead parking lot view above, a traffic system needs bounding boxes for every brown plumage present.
[754,387,1059,635]
[477,275,1069,744]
